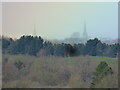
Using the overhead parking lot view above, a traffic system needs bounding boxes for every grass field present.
[2,54,118,88]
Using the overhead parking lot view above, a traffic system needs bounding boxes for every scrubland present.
[2,54,118,88]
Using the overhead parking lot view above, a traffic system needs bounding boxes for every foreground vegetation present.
[2,54,118,88]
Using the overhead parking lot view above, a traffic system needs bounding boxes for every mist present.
[2,2,118,40]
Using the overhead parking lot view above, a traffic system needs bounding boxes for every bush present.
[14,61,25,70]
[91,61,113,87]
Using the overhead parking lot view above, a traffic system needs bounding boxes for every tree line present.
[1,35,119,58]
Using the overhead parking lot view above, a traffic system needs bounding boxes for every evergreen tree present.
[86,38,101,56]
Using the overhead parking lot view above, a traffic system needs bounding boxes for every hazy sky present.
[2,2,118,40]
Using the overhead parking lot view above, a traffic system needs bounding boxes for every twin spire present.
[83,20,88,43]
[33,20,88,43]
[33,24,36,37]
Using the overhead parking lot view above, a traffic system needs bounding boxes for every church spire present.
[33,24,36,37]
[83,20,88,43]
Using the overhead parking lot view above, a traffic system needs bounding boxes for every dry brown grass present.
[2,54,118,88]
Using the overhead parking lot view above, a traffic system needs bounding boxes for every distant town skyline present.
[2,2,118,40]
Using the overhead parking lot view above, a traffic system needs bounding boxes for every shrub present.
[91,61,113,87]
[14,60,25,70]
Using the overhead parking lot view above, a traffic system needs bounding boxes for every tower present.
[83,20,88,43]
[33,24,36,37]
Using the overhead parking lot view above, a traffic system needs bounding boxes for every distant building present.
[63,22,88,44]
[82,21,88,44]
[33,24,36,37]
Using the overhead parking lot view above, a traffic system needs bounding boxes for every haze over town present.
[2,2,118,41]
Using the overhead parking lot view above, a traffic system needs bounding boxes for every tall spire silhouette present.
[83,20,88,43]
[33,24,36,37]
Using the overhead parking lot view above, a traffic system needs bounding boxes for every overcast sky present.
[2,2,118,40]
